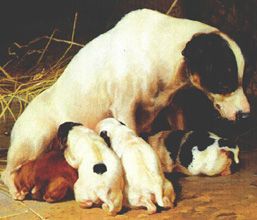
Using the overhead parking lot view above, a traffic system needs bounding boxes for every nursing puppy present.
[14,150,78,202]
[3,9,249,198]
[148,130,239,176]
[58,122,123,215]
[96,118,175,214]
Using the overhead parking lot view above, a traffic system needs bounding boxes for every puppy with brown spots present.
[148,130,239,176]
[14,150,78,202]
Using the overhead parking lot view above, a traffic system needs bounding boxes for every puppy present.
[14,150,78,202]
[57,122,124,216]
[96,118,175,214]
[3,9,249,198]
[148,130,240,176]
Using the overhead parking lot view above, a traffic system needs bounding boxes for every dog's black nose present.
[236,111,251,120]
[93,163,107,174]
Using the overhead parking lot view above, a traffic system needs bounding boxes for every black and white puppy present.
[2,9,249,198]
[148,130,239,176]
[57,122,124,215]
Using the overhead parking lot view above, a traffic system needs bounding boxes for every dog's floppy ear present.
[57,122,82,147]
[182,33,207,65]
[100,130,111,148]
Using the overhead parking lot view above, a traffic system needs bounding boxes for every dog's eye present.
[215,104,221,110]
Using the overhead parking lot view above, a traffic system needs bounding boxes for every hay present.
[0,12,83,122]
[166,0,179,15]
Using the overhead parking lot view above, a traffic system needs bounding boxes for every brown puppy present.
[14,151,78,202]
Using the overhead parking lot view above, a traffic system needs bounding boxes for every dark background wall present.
[0,0,256,96]
[0,0,174,63]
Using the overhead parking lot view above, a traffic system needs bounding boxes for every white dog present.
[57,122,124,215]
[148,130,240,176]
[96,118,175,214]
[2,9,249,197]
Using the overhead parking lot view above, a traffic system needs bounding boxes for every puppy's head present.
[57,122,83,168]
[96,118,125,142]
[182,32,250,121]
[57,122,82,147]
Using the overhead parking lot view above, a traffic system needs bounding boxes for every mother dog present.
[2,9,250,198]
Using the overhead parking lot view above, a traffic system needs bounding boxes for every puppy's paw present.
[162,178,175,208]
[102,203,117,216]
[162,196,172,208]
[14,191,27,201]
[79,200,93,208]
[139,197,157,214]
[145,200,157,214]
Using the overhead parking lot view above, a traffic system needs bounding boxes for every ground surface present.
[0,138,257,220]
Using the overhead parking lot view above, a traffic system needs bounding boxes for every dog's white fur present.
[148,131,239,176]
[2,9,249,197]
[96,118,175,214]
[63,125,124,215]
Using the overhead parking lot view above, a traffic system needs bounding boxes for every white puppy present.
[57,122,124,215]
[2,9,249,198]
[96,118,175,214]
[148,130,240,176]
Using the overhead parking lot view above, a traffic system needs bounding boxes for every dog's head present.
[182,32,250,121]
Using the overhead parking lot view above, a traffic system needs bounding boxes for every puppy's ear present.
[57,122,82,147]
[118,120,126,126]
[100,130,111,148]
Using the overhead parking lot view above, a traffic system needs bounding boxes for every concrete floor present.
[0,139,257,220]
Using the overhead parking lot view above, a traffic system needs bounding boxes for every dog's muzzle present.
[236,110,251,121]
